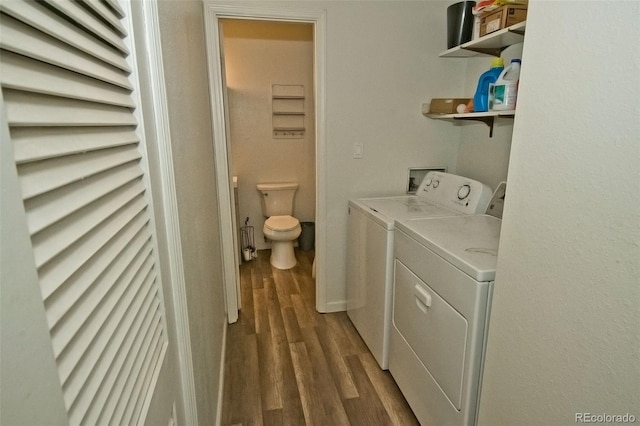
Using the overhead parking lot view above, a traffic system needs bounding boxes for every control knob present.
[457,184,471,200]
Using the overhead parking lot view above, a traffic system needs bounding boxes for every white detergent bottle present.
[489,59,521,111]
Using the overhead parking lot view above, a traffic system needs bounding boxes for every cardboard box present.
[429,98,471,114]
[479,4,528,37]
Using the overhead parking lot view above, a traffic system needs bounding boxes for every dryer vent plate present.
[486,181,506,219]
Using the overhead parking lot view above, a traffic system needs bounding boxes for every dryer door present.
[393,260,468,409]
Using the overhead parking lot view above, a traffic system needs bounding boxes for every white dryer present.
[390,211,502,425]
[347,172,492,369]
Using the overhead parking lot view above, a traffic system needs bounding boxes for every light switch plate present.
[353,143,364,159]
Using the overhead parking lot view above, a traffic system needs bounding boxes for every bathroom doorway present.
[203,4,327,323]
[221,18,315,252]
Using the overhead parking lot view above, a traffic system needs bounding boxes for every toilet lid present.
[265,215,300,231]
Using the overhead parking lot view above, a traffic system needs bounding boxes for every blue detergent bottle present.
[473,57,504,112]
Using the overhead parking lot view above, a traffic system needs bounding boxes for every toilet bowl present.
[257,182,301,269]
[263,215,302,269]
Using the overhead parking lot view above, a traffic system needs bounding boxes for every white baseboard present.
[322,300,347,313]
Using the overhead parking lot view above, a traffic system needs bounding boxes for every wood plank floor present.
[221,249,419,426]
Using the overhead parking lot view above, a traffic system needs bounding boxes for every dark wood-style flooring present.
[221,249,419,426]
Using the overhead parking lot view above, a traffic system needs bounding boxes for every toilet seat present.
[265,215,299,232]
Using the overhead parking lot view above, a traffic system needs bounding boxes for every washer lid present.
[265,215,299,231]
[363,197,460,220]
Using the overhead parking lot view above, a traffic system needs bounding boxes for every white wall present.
[157,1,227,423]
[306,0,467,309]
[222,20,316,250]
[478,1,640,423]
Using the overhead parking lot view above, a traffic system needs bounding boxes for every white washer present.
[347,172,492,369]
[390,214,502,426]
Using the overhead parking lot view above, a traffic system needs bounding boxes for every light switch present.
[353,143,364,159]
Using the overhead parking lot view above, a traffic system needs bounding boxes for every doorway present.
[221,18,315,251]
[203,3,327,323]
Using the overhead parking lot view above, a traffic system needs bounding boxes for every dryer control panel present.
[485,181,506,219]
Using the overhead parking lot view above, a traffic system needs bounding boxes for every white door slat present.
[103,0,125,19]
[124,325,164,425]
[48,218,151,361]
[60,250,154,410]
[0,52,134,108]
[111,317,162,426]
[73,297,160,426]
[92,296,160,425]
[104,307,161,425]
[81,281,157,426]
[51,228,152,383]
[26,163,143,235]
[42,0,128,55]
[138,340,168,424]
[38,207,149,301]
[4,90,137,127]
[51,226,150,357]
[12,127,138,164]
[56,254,155,399]
[18,144,141,201]
[70,295,158,426]
[31,183,146,268]
[79,0,127,37]
[0,15,132,90]
[0,1,130,72]
[130,334,166,425]
[45,225,150,333]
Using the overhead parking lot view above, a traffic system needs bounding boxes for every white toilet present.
[257,182,302,269]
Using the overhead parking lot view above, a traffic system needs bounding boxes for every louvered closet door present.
[0,1,177,425]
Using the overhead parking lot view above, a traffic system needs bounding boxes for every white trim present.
[202,5,238,324]
[313,9,328,313]
[215,321,228,425]
[202,1,328,315]
[324,300,347,313]
[135,1,199,424]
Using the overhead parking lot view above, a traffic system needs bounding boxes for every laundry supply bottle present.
[489,59,521,111]
[473,57,504,112]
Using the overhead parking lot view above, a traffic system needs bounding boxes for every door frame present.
[203,2,328,321]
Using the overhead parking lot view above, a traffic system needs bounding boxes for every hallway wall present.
[479,1,640,422]
[157,1,227,423]
[222,20,316,250]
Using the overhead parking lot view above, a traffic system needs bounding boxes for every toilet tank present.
[257,182,298,217]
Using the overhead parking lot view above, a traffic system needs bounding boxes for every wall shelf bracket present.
[463,47,504,57]
[455,115,497,136]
